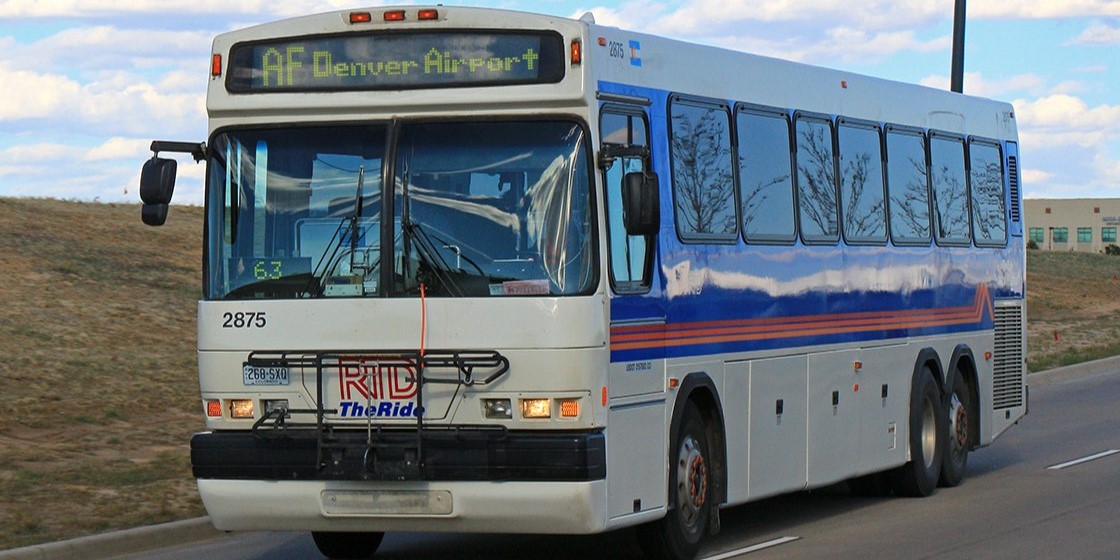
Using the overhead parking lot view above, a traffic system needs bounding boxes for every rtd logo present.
[338,358,418,401]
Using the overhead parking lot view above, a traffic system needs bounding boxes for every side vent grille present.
[993,305,1025,410]
[1008,155,1021,222]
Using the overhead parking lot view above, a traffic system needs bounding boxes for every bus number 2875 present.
[222,312,267,329]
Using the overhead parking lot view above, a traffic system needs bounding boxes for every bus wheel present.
[311,531,384,559]
[940,367,972,487]
[891,365,945,497]
[638,403,711,560]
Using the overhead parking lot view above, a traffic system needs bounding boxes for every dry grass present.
[0,197,1114,550]
[0,198,205,549]
[1025,249,1120,371]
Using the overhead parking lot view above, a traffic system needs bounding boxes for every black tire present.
[311,531,384,559]
[637,403,712,560]
[939,367,972,487]
[890,365,946,497]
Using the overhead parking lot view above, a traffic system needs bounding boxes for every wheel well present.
[914,348,945,394]
[689,388,727,505]
[673,376,728,507]
[952,353,982,448]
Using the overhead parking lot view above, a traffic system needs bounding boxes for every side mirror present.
[140,156,177,226]
[623,171,660,236]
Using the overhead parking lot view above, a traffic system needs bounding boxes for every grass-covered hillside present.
[1026,248,1120,371]
[0,198,205,549]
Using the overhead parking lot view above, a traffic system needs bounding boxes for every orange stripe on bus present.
[610,285,992,352]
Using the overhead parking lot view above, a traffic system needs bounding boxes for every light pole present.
[951,0,966,93]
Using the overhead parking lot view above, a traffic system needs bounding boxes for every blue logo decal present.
[629,40,642,67]
[338,401,422,418]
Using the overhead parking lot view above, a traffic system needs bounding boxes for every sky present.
[1,0,1119,205]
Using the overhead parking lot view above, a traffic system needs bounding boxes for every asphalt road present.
[121,368,1120,560]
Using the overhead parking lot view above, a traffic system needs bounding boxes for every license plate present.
[243,363,290,386]
[321,490,453,516]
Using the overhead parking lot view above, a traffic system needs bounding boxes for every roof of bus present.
[580,19,1016,140]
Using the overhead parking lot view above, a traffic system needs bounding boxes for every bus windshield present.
[205,121,595,300]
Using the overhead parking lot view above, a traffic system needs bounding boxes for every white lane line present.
[1047,449,1120,470]
[701,536,801,560]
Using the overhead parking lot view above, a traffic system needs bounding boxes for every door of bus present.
[599,103,667,520]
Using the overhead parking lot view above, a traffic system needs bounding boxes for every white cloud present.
[0,143,83,180]
[1021,169,1055,185]
[84,138,151,161]
[1011,93,1120,198]
[1072,64,1109,74]
[0,65,205,138]
[971,1,1120,19]
[0,65,82,120]
[1014,94,1120,148]
[1071,23,1120,44]
[919,72,1048,98]
[27,26,212,70]
[0,143,82,163]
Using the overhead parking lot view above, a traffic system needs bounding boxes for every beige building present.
[1023,198,1120,252]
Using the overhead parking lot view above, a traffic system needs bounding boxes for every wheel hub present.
[676,435,708,527]
[920,394,938,468]
[949,393,969,456]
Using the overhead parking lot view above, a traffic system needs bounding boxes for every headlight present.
[482,398,513,419]
[230,399,255,419]
[519,398,551,419]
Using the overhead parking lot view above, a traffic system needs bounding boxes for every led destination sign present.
[227,31,564,92]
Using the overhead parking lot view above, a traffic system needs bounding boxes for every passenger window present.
[795,116,839,243]
[969,141,1007,246]
[837,122,887,244]
[930,134,970,245]
[669,99,737,241]
[601,110,652,292]
[886,129,931,244]
[737,109,795,243]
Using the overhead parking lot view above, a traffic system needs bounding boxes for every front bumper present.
[191,428,606,481]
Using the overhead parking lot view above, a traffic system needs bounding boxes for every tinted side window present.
[969,141,1007,246]
[886,130,931,243]
[930,134,969,245]
[670,100,737,241]
[837,122,887,244]
[795,116,838,243]
[737,109,795,243]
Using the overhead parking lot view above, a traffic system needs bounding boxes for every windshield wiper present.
[303,166,370,297]
[399,164,464,297]
[350,166,365,269]
[404,221,465,297]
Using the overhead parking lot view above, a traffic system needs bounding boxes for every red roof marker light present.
[384,10,406,21]
[349,11,372,24]
[418,9,439,20]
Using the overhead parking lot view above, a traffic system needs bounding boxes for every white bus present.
[140,6,1027,559]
